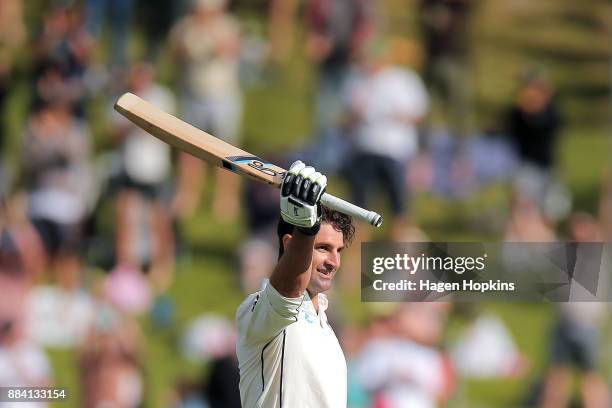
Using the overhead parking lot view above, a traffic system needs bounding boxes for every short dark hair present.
[277,206,355,258]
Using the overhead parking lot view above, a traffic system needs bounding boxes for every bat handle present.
[320,193,383,227]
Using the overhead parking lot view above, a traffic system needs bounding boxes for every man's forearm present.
[272,160,327,298]
[269,231,315,298]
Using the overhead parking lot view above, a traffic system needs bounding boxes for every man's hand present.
[280,161,327,235]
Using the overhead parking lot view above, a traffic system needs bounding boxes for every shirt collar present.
[302,291,329,314]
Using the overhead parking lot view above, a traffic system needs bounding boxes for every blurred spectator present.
[506,70,570,220]
[353,303,453,408]
[111,62,199,294]
[239,180,280,293]
[451,313,525,379]
[181,315,235,363]
[0,200,40,341]
[26,269,96,348]
[79,305,144,408]
[504,192,556,242]
[506,71,560,167]
[600,169,612,240]
[0,200,52,408]
[170,379,209,408]
[0,0,26,196]
[0,195,46,284]
[170,0,242,221]
[419,0,473,136]
[104,263,153,316]
[84,0,134,69]
[463,130,518,185]
[343,39,429,239]
[20,174,95,350]
[568,212,603,242]
[0,320,52,408]
[0,0,26,71]
[181,315,240,407]
[415,129,471,198]
[538,213,611,408]
[136,0,180,62]
[34,59,86,118]
[268,0,299,64]
[205,354,241,408]
[21,100,95,280]
[404,126,518,200]
[305,0,373,133]
[236,22,269,87]
[502,191,557,290]
[343,312,396,407]
[34,4,93,117]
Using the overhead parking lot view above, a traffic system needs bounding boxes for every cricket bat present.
[114,92,382,227]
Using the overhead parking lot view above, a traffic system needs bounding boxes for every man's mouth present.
[318,269,333,278]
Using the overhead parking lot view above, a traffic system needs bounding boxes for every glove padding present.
[280,161,327,235]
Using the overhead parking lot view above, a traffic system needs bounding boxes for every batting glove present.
[280,160,327,235]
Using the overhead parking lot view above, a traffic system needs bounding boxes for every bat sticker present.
[225,155,285,178]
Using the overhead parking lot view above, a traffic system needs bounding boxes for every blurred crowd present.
[0,0,610,407]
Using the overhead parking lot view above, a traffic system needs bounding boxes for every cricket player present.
[236,161,355,407]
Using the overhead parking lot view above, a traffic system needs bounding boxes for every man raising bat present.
[236,160,354,407]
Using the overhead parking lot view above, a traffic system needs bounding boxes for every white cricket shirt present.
[236,282,347,408]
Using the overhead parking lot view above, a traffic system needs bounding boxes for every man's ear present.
[282,233,292,251]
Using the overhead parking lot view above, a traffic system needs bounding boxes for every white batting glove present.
[280,161,327,235]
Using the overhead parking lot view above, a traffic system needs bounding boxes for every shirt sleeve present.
[236,282,304,345]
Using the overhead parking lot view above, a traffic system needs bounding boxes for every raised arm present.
[269,161,327,298]
[270,230,316,298]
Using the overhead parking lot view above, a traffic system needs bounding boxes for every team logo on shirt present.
[299,309,316,324]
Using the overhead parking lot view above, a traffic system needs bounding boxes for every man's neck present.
[307,289,319,313]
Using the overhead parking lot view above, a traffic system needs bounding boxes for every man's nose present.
[325,251,340,269]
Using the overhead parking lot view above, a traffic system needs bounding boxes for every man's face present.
[307,223,345,295]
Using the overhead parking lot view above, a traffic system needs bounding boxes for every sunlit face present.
[307,223,345,295]
[518,83,550,114]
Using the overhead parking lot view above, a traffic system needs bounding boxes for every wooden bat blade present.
[114,92,383,227]
[114,92,286,186]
